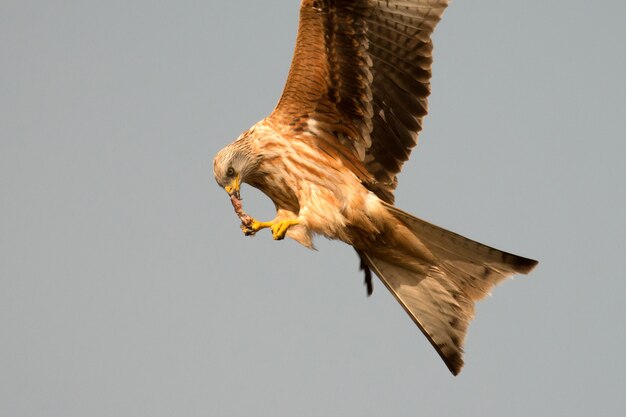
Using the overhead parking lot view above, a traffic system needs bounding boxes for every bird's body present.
[214,0,538,375]
[229,118,391,250]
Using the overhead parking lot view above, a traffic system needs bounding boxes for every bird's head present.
[213,138,259,199]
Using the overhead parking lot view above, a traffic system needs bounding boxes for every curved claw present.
[241,224,256,236]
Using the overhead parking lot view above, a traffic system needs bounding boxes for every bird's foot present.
[241,218,273,236]
[271,219,299,240]
[241,218,298,240]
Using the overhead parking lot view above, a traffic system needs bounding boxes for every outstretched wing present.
[269,0,450,203]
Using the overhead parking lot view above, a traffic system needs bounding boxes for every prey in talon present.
[219,164,297,241]
[228,194,255,236]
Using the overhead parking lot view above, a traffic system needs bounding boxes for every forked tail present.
[362,202,538,375]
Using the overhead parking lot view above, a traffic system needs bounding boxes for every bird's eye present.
[226,167,235,177]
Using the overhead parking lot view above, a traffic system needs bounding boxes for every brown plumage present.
[213,0,537,375]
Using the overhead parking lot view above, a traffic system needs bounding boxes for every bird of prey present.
[213,0,537,375]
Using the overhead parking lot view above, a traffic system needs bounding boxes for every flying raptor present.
[214,0,537,375]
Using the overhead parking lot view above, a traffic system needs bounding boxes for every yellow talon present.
[241,218,273,236]
[271,219,299,240]
[240,218,298,240]
[251,219,273,231]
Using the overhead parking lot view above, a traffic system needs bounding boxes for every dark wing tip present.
[513,256,539,275]
[442,351,464,376]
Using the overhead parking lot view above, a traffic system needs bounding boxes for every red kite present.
[214,0,537,375]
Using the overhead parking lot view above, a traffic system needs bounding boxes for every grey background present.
[1,1,625,416]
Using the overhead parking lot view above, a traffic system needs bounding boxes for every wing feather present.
[269,0,450,203]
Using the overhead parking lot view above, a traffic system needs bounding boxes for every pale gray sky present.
[1,1,625,416]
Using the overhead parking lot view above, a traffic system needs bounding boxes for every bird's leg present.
[242,218,299,240]
[241,219,273,236]
[270,219,299,240]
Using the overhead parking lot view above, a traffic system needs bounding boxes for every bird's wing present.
[269,0,450,202]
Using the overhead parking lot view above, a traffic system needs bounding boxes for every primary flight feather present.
[213,0,537,375]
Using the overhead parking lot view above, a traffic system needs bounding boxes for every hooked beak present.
[224,175,240,199]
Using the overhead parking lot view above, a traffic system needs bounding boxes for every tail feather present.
[363,254,473,375]
[363,203,537,375]
[383,202,538,300]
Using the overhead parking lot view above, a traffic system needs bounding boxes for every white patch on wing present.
[306,118,322,136]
